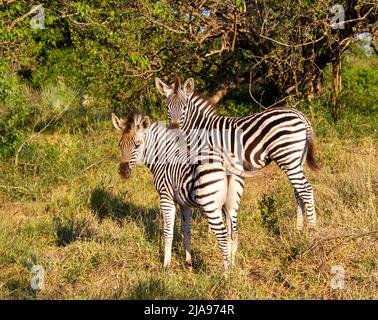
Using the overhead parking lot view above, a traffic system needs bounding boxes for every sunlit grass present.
[0,115,376,299]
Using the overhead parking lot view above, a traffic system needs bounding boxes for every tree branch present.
[210,75,247,104]
[7,6,39,32]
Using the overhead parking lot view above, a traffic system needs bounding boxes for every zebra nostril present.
[169,120,180,129]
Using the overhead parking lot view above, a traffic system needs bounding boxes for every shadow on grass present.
[88,186,208,272]
[53,214,96,247]
[90,186,160,242]
[128,277,171,299]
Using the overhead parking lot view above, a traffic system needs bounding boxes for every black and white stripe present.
[156,77,318,231]
[112,110,238,270]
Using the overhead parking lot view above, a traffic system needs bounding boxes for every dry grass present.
[0,123,377,299]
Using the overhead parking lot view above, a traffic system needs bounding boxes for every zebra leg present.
[180,206,192,266]
[294,190,305,231]
[224,174,244,267]
[193,163,231,270]
[285,168,317,229]
[204,209,232,271]
[301,182,316,229]
[160,199,176,270]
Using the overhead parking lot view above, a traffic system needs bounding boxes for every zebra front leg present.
[161,199,176,270]
[180,206,192,266]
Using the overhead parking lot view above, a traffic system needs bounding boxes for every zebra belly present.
[244,125,307,169]
[171,166,198,208]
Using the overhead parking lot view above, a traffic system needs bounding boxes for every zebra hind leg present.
[224,175,244,267]
[204,209,232,272]
[302,182,316,229]
[294,190,305,231]
[284,167,317,230]
[223,207,238,268]
[193,163,231,271]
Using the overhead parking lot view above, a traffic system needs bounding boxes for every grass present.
[1,53,377,299]
[0,106,377,299]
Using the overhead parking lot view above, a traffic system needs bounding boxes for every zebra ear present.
[155,77,172,97]
[183,78,194,96]
[141,116,151,129]
[111,113,126,131]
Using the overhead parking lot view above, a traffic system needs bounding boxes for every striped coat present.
[112,110,240,271]
[156,76,319,231]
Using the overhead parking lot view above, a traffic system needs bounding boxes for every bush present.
[0,69,31,159]
[0,67,86,160]
[342,65,378,113]
[33,81,83,132]
[258,194,280,236]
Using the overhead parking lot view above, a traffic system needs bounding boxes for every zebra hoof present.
[163,264,171,272]
[308,224,317,231]
[222,268,232,279]
[308,222,317,230]
[185,258,192,269]
[223,260,232,274]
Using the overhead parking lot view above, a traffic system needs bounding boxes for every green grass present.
[0,110,377,299]
[0,51,377,299]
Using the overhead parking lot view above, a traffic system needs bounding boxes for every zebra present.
[111,109,240,271]
[155,76,319,231]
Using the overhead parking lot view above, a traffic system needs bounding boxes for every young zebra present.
[111,109,239,271]
[155,76,319,231]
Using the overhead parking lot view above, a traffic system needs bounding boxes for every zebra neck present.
[142,122,185,171]
[182,99,218,133]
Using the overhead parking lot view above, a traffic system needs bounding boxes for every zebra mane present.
[121,109,159,138]
[173,74,180,93]
[124,109,142,131]
[191,92,219,115]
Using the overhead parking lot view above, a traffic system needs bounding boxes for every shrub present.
[0,70,32,159]
[258,194,280,236]
[0,67,85,160]
[34,81,83,131]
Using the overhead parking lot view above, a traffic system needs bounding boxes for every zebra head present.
[111,110,151,179]
[155,75,194,128]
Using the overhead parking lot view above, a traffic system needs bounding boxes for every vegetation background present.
[0,1,377,299]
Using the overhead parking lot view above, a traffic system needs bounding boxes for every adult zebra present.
[112,109,240,271]
[155,76,319,231]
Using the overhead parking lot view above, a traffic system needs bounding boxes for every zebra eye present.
[135,140,142,146]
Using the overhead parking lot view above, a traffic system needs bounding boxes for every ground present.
[0,118,377,299]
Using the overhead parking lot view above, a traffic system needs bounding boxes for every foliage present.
[0,1,377,112]
[0,66,84,160]
[0,69,30,159]
[258,194,280,236]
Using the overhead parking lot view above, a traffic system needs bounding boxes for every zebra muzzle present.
[119,162,131,179]
[169,120,180,129]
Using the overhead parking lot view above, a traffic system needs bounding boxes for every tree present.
[1,0,377,116]
[147,1,377,109]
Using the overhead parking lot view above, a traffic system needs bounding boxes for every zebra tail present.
[306,128,320,171]
[223,162,256,178]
